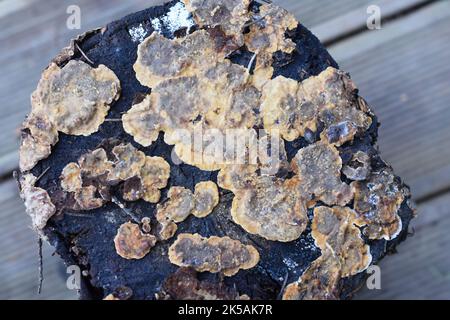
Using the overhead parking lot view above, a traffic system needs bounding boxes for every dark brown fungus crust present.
[114,222,157,260]
[160,267,247,300]
[168,233,260,276]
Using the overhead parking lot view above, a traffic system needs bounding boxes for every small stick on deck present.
[37,236,43,294]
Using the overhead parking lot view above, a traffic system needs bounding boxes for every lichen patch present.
[168,233,259,276]
[192,181,219,218]
[114,222,157,259]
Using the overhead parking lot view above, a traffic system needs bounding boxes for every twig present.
[37,236,43,294]
[111,196,140,223]
[277,269,289,300]
[104,119,123,122]
[35,167,50,184]
[247,52,258,73]
[75,43,94,65]
[243,14,268,28]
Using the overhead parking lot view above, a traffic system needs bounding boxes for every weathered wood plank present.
[356,192,450,300]
[329,0,450,200]
[0,0,429,177]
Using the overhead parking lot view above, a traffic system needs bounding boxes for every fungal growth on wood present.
[161,267,248,300]
[58,143,170,210]
[352,169,407,240]
[20,61,120,172]
[168,233,260,276]
[283,206,372,300]
[114,222,157,259]
[18,0,415,301]
[156,182,219,240]
[19,174,56,231]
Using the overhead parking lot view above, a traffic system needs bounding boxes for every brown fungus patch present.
[311,206,372,277]
[31,60,120,136]
[283,206,372,300]
[261,67,372,143]
[244,3,298,83]
[19,174,56,231]
[182,0,251,46]
[342,151,371,181]
[156,187,195,240]
[283,251,341,300]
[352,170,406,240]
[230,176,308,242]
[168,233,259,276]
[114,222,157,260]
[58,144,170,210]
[292,142,353,206]
[20,60,120,172]
[192,181,219,218]
[156,182,220,240]
[161,267,247,300]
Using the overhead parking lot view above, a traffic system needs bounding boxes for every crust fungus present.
[59,143,170,210]
[230,176,308,242]
[20,60,120,172]
[156,187,195,240]
[292,142,353,206]
[261,67,371,143]
[114,222,157,259]
[244,3,298,82]
[283,206,372,300]
[352,170,406,240]
[342,151,371,181]
[168,233,259,276]
[161,267,247,300]
[19,174,56,231]
[182,0,251,46]
[156,182,219,240]
[192,181,219,218]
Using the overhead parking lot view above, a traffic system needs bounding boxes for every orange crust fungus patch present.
[20,60,120,172]
[59,143,170,210]
[230,175,308,242]
[19,173,56,231]
[244,3,298,84]
[114,222,157,260]
[168,233,259,276]
[156,182,219,240]
[292,142,353,206]
[283,206,372,300]
[352,170,406,240]
[261,67,372,143]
